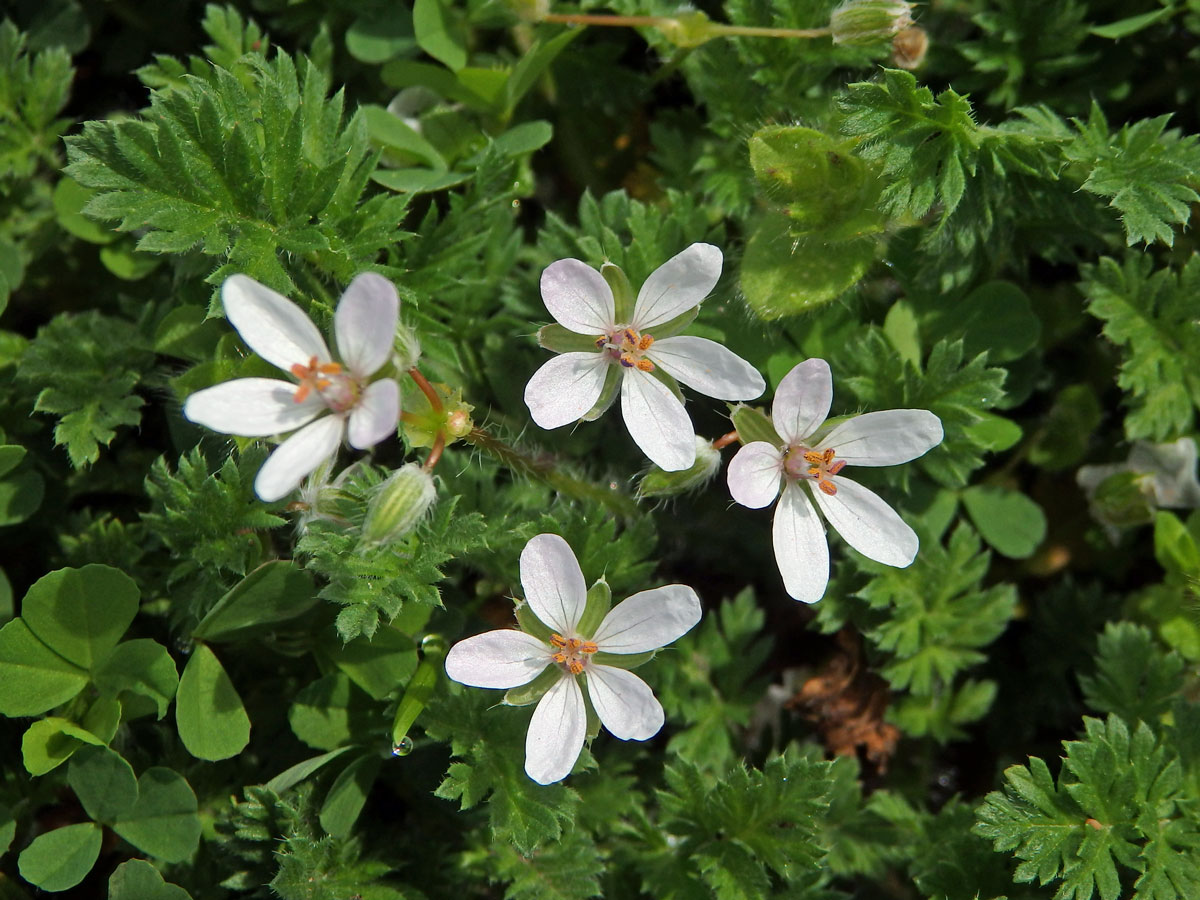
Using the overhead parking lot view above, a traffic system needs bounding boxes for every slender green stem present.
[464,427,640,518]
[542,11,830,39]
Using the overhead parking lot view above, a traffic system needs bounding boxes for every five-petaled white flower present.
[524,243,764,472]
[726,358,943,603]
[183,274,402,503]
[444,533,701,785]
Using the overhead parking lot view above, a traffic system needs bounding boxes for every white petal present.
[648,336,765,401]
[632,243,722,331]
[809,476,919,567]
[335,273,399,377]
[586,665,663,741]
[520,533,588,636]
[525,674,586,785]
[773,483,830,603]
[819,410,944,466]
[540,259,615,334]
[222,274,330,372]
[183,378,321,436]
[524,352,610,429]
[727,442,784,509]
[347,378,400,449]
[772,359,833,444]
[591,584,702,653]
[444,630,551,689]
[620,369,695,471]
[253,415,344,502]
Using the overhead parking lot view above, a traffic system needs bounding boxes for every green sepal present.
[576,579,612,638]
[581,365,622,422]
[591,649,656,669]
[580,679,601,739]
[537,324,601,354]
[515,602,554,643]
[503,665,559,707]
[649,305,699,339]
[730,404,783,447]
[601,262,635,324]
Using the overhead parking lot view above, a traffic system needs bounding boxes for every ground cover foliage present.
[1,0,1199,897]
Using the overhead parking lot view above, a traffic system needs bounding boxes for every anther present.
[638,334,654,351]
[635,359,655,372]
[818,479,838,495]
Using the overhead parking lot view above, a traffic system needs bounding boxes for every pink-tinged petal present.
[772,359,833,444]
[809,476,918,567]
[520,533,588,636]
[586,665,664,741]
[632,243,722,331]
[648,336,765,401]
[773,483,830,603]
[183,377,321,436]
[620,369,695,471]
[335,273,399,377]
[591,585,701,653]
[222,274,330,372]
[727,442,784,509]
[819,409,944,466]
[253,415,344,502]
[444,630,551,689]
[525,674,586,784]
[524,352,610,429]
[347,378,400,449]
[541,259,616,334]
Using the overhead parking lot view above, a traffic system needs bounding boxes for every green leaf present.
[345,12,416,64]
[0,618,89,716]
[1090,8,1174,39]
[53,176,118,244]
[1079,622,1183,723]
[288,674,373,751]
[1029,384,1103,470]
[21,716,105,776]
[0,803,13,854]
[99,239,161,281]
[192,560,317,642]
[961,485,1048,559]
[17,823,103,892]
[68,745,138,824]
[176,643,251,761]
[362,103,446,170]
[107,859,193,900]
[315,625,418,702]
[92,639,178,719]
[21,564,139,670]
[319,754,380,838]
[932,281,1041,363]
[0,467,45,526]
[413,0,467,71]
[112,767,202,863]
[264,746,357,794]
[1081,254,1200,441]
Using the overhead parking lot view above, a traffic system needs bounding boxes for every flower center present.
[783,445,846,495]
[550,633,598,676]
[290,356,360,413]
[595,326,656,372]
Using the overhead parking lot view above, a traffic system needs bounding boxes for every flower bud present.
[891,25,928,69]
[657,10,717,49]
[638,436,721,498]
[360,464,436,547]
[829,0,914,46]
[393,322,422,372]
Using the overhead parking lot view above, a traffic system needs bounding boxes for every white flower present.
[726,358,943,603]
[524,244,764,471]
[444,533,701,785]
[183,274,402,502]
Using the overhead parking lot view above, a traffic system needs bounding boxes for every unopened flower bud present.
[393,323,422,372]
[638,436,721,498]
[891,25,928,69]
[829,0,914,46]
[360,464,436,547]
[657,10,717,48]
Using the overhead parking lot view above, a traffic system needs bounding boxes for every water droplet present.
[421,633,448,656]
[391,736,414,757]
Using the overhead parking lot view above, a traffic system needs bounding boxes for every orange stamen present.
[635,358,655,372]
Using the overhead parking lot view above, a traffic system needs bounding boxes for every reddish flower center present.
[595,326,656,372]
[783,445,846,495]
[290,356,360,412]
[550,633,599,676]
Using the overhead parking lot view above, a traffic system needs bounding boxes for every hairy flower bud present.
[393,322,422,372]
[637,436,721,498]
[891,25,928,69]
[829,0,914,46]
[360,464,436,547]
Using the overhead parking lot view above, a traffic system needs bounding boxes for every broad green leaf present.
[288,673,373,751]
[21,716,105,776]
[413,0,467,71]
[933,281,1041,363]
[99,239,161,281]
[963,412,1023,452]
[21,564,139,670]
[107,859,193,900]
[489,120,553,157]
[53,176,118,244]
[362,103,446,170]
[1090,8,1174,39]
[0,618,89,716]
[0,444,26,478]
[503,28,580,113]
[264,746,356,794]
[345,12,416,64]
[93,639,178,719]
[175,644,251,761]
[17,822,103,892]
[192,560,317,642]
[0,467,44,526]
[961,485,1047,559]
[113,768,201,863]
[68,745,138,823]
[82,695,122,742]
[152,305,223,362]
[316,625,418,701]
[319,754,380,838]
[0,802,13,854]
